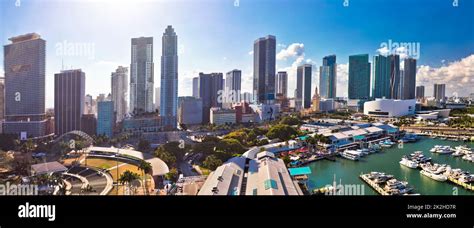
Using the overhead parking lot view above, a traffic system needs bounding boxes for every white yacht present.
[341,150,361,161]
[430,145,453,154]
[399,157,418,169]
[462,154,474,162]
[420,170,447,182]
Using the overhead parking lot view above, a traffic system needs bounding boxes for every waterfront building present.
[178,96,203,125]
[130,36,154,114]
[319,55,337,99]
[97,101,114,138]
[372,55,391,99]
[54,69,86,136]
[275,71,288,98]
[296,64,312,109]
[348,54,371,100]
[111,66,128,123]
[364,99,416,117]
[253,35,276,104]
[160,25,179,130]
[3,33,48,139]
[198,152,303,195]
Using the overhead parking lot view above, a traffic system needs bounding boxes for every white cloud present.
[276,43,305,60]
[336,63,349,97]
[376,46,390,56]
[248,51,253,55]
[417,54,474,97]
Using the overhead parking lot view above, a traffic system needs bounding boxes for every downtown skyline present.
[0,0,473,109]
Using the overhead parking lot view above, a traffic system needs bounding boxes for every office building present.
[348,54,371,100]
[364,99,416,117]
[402,58,417,100]
[197,72,223,123]
[416,86,425,99]
[210,107,236,125]
[111,66,128,122]
[54,69,86,136]
[372,55,391,99]
[296,64,312,109]
[225,69,242,95]
[0,77,4,120]
[192,77,199,98]
[275,71,288,97]
[97,101,114,138]
[160,26,178,129]
[3,33,47,139]
[155,87,160,110]
[253,35,276,104]
[433,84,446,102]
[81,114,97,136]
[178,96,203,125]
[389,54,400,99]
[130,36,154,114]
[319,55,337,99]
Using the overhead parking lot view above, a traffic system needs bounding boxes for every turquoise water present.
[307,138,474,195]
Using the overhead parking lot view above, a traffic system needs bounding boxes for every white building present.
[364,99,416,117]
[198,152,303,195]
[250,104,280,122]
[210,108,236,125]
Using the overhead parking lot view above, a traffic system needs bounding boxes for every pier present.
[359,174,389,195]
[447,176,474,191]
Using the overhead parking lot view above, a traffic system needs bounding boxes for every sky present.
[0,0,473,108]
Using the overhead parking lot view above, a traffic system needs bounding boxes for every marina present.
[360,172,418,195]
[306,138,474,195]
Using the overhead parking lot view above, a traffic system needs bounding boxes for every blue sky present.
[1,0,473,108]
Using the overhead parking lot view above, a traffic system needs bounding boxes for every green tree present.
[154,147,177,167]
[280,116,301,125]
[266,124,298,141]
[118,170,140,195]
[202,155,223,171]
[138,160,152,195]
[137,139,151,152]
[165,167,179,182]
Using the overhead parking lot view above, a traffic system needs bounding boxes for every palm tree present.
[138,160,152,195]
[118,170,140,195]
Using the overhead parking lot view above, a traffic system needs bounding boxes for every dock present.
[447,177,474,191]
[359,174,389,196]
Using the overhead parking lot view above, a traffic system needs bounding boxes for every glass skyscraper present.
[275,71,288,98]
[160,25,178,130]
[372,55,391,99]
[3,33,48,138]
[197,72,223,124]
[296,64,312,109]
[130,36,154,114]
[389,54,401,99]
[225,69,242,95]
[348,54,371,100]
[402,58,417,100]
[253,35,276,104]
[97,101,114,138]
[319,55,337,99]
[111,66,128,123]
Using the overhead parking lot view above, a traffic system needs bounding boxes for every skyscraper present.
[402,58,417,100]
[253,35,276,104]
[416,86,425,99]
[197,72,223,123]
[275,71,288,98]
[192,77,199,98]
[319,55,337,99]
[97,100,114,138]
[178,96,203,125]
[111,66,128,123]
[296,64,312,109]
[389,54,401,99]
[348,54,371,100]
[0,77,4,121]
[130,36,154,114]
[372,55,391,99]
[54,69,85,136]
[225,69,242,96]
[3,33,47,139]
[155,87,160,110]
[433,84,446,102]
[160,25,178,129]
